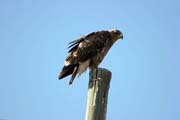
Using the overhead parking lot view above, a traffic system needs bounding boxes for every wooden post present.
[85,68,112,120]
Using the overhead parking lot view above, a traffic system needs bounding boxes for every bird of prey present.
[58,29,123,85]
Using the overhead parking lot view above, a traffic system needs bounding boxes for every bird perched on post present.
[58,29,123,85]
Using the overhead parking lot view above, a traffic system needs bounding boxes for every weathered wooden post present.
[85,68,112,120]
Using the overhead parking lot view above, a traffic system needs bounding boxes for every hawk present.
[58,29,123,85]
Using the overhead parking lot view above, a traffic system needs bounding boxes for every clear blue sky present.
[0,0,180,120]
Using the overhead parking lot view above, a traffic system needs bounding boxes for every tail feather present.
[69,65,79,85]
[58,65,75,79]
[58,64,79,85]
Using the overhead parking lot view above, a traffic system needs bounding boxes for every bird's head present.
[108,29,123,42]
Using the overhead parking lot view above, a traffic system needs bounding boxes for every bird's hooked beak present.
[120,33,123,40]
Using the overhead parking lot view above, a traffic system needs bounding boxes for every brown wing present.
[65,31,111,65]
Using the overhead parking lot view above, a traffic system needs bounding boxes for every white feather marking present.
[108,29,116,32]
[77,59,90,77]
[73,51,78,57]
[79,42,83,48]
[64,60,70,66]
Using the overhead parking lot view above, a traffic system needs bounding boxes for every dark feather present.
[68,44,78,53]
[69,65,79,85]
[67,41,78,49]
[59,64,76,79]
[68,37,84,48]
[67,32,96,53]
[67,38,83,53]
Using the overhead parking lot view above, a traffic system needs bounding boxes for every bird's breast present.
[89,46,111,69]
[77,59,90,76]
